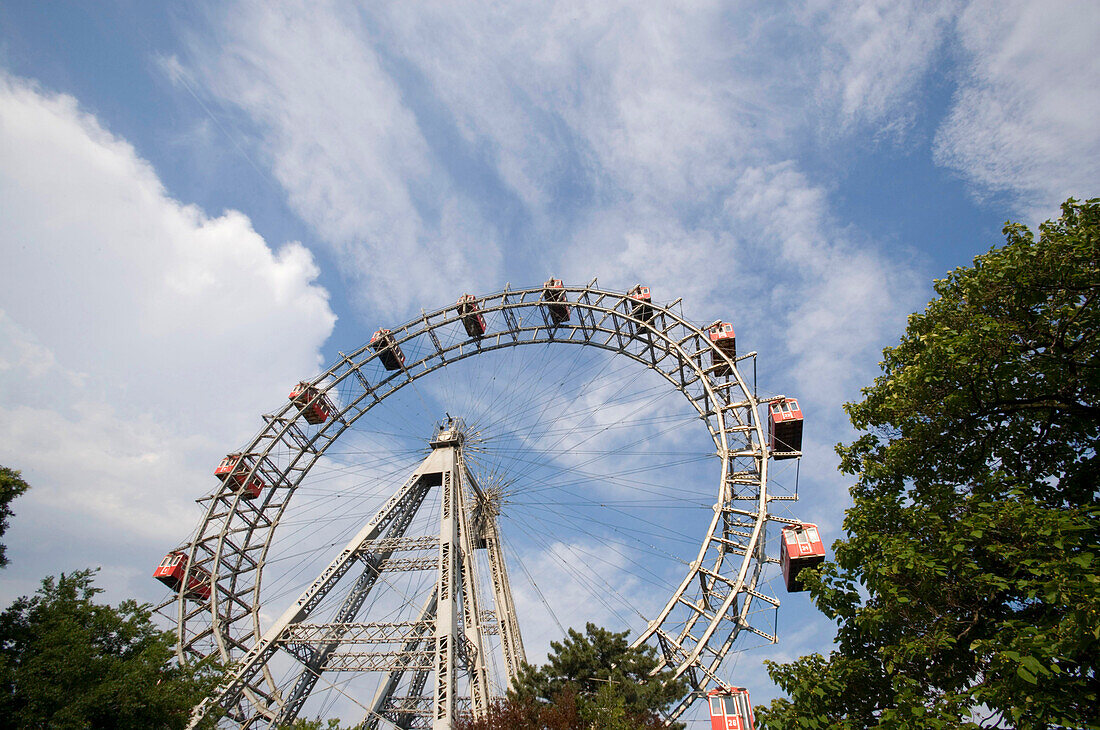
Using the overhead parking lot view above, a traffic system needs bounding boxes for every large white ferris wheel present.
[153,280,816,729]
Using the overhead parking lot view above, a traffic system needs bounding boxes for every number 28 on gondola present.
[708,686,755,730]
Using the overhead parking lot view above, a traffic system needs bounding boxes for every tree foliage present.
[456,622,687,730]
[757,199,1100,730]
[278,718,351,730]
[0,466,30,568]
[455,685,670,730]
[0,569,220,729]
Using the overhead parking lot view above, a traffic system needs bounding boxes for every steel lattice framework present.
[158,281,802,727]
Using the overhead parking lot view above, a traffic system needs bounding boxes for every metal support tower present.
[188,418,525,729]
[165,282,789,725]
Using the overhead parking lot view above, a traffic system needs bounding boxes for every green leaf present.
[757,199,1100,730]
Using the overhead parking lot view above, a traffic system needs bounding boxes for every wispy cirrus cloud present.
[173,0,1098,414]
[183,0,926,472]
[180,1,506,318]
[934,0,1100,219]
[161,5,1097,706]
[807,0,961,135]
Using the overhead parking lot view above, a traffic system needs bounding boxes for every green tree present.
[757,198,1100,730]
[278,719,352,730]
[0,466,30,568]
[278,718,352,729]
[457,684,671,730]
[457,622,687,729]
[0,569,220,729]
[455,685,584,730]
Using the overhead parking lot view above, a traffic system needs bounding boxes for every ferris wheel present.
[153,280,816,729]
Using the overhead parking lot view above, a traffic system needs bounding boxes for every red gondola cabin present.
[153,551,211,600]
[456,294,486,337]
[768,398,803,458]
[780,523,826,592]
[289,382,332,425]
[709,322,736,375]
[542,278,570,325]
[214,453,264,499]
[628,284,654,325]
[371,329,405,370]
[708,687,755,730]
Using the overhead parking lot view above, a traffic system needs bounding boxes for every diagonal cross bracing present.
[167,284,785,727]
[187,420,522,730]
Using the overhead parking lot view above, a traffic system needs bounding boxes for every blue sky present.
[0,1,1097,724]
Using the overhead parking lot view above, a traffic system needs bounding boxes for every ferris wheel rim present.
[166,281,781,723]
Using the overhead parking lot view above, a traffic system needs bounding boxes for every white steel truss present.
[186,420,523,729]
[159,282,803,725]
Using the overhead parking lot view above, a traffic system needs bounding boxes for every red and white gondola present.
[709,322,736,375]
[153,551,211,600]
[780,522,826,592]
[214,452,264,499]
[628,284,655,325]
[768,398,803,458]
[456,294,487,338]
[542,278,570,325]
[707,686,755,730]
[370,328,406,371]
[289,382,332,425]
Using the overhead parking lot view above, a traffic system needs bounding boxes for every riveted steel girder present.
[164,283,794,726]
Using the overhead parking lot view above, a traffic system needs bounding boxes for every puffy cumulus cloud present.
[0,335,203,546]
[0,74,335,602]
[807,0,960,134]
[181,0,504,318]
[934,0,1100,217]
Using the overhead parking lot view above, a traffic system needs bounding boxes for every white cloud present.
[794,0,1098,216]
[181,0,925,578]
[173,3,932,701]
[181,2,924,393]
[0,74,335,603]
[276,3,924,506]
[187,2,817,303]
[725,163,921,407]
[183,0,504,318]
[934,0,1100,217]
[506,536,654,662]
[807,0,960,134]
